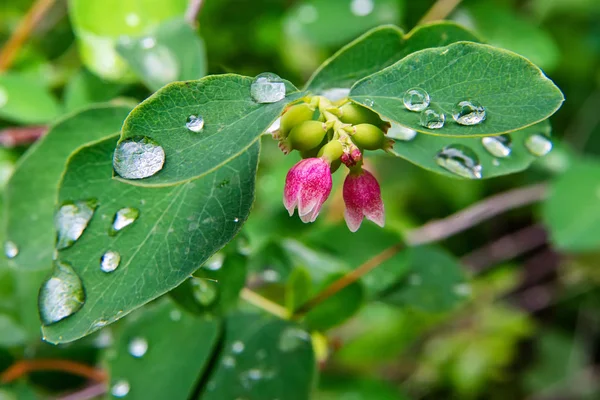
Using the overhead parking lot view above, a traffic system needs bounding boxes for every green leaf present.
[200,312,316,400]
[543,160,600,252]
[389,120,551,179]
[116,18,207,91]
[63,69,126,113]
[41,136,259,343]
[381,246,468,313]
[4,105,131,272]
[0,314,27,347]
[0,73,61,124]
[285,266,312,313]
[105,301,221,400]
[68,0,188,81]
[350,42,564,137]
[316,375,409,400]
[117,74,303,187]
[306,22,480,93]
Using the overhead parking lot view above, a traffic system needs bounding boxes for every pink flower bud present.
[343,169,384,232]
[283,158,332,223]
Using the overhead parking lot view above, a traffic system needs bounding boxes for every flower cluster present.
[275,96,392,232]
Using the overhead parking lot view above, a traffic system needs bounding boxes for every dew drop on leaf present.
[110,207,139,236]
[386,122,417,141]
[403,88,430,112]
[251,73,286,103]
[111,380,130,398]
[363,98,374,107]
[38,261,86,325]
[222,355,236,368]
[169,309,182,321]
[113,136,165,180]
[420,107,445,129]
[278,327,310,352]
[435,144,482,179]
[100,251,121,273]
[452,100,486,125]
[453,283,472,297]
[232,340,245,354]
[191,277,218,306]
[4,240,18,259]
[186,115,205,133]
[128,337,148,358]
[525,133,553,156]
[55,199,97,250]
[205,253,224,271]
[350,0,374,16]
[481,134,512,158]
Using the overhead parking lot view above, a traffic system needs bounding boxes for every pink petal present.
[344,207,364,232]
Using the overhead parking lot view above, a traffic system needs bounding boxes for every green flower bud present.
[288,120,327,152]
[339,103,385,127]
[351,124,386,150]
[317,139,343,163]
[280,103,315,138]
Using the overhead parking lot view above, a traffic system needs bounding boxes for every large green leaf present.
[3,105,131,272]
[306,22,480,93]
[389,120,551,179]
[200,312,316,400]
[543,160,600,252]
[117,18,207,91]
[0,73,61,124]
[41,136,259,343]
[117,74,303,187]
[105,301,220,400]
[350,42,564,137]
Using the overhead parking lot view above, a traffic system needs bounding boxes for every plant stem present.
[240,288,290,319]
[185,0,206,27]
[0,0,56,72]
[418,0,463,25]
[294,182,548,316]
[0,359,107,383]
[0,125,48,147]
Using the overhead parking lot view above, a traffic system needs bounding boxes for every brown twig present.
[59,382,108,400]
[184,0,206,27]
[418,0,463,25]
[0,0,57,72]
[0,125,48,147]
[0,359,107,383]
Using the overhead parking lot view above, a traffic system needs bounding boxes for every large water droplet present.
[111,380,130,398]
[110,207,139,236]
[113,136,165,180]
[38,261,86,325]
[55,199,97,250]
[350,0,374,16]
[435,144,482,179]
[481,134,512,158]
[279,327,310,352]
[386,122,417,141]
[525,133,553,156]
[451,100,486,125]
[403,88,430,112]
[232,341,245,354]
[128,337,148,358]
[420,107,445,129]
[186,115,205,133]
[251,73,286,104]
[100,251,121,273]
[191,277,218,306]
[4,240,18,259]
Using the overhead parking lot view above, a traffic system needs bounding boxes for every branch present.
[0,125,48,147]
[59,382,107,400]
[418,0,463,25]
[240,288,290,319]
[0,359,107,384]
[0,0,56,72]
[184,0,205,27]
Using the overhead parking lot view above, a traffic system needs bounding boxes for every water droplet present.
[363,98,374,107]
[435,144,482,179]
[140,37,155,49]
[525,133,553,156]
[279,327,310,352]
[232,341,245,354]
[403,88,430,112]
[386,122,417,141]
[350,0,374,16]
[205,253,224,271]
[110,207,139,235]
[492,158,500,166]
[452,100,486,125]
[38,261,86,325]
[222,355,236,368]
[297,3,318,23]
[262,268,280,282]
[100,251,121,273]
[191,278,218,306]
[453,283,472,297]
[93,329,113,348]
[113,136,165,180]
[186,115,204,133]
[55,200,97,250]
[0,86,7,108]
[233,217,239,223]
[169,309,182,321]
[111,380,130,398]
[251,73,286,103]
[481,134,512,158]
[420,107,445,129]
[128,337,148,358]
[4,240,18,259]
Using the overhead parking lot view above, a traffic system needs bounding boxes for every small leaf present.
[41,136,259,343]
[116,18,207,91]
[4,105,131,272]
[0,73,61,124]
[200,312,315,400]
[117,74,303,187]
[543,160,600,252]
[105,301,221,400]
[350,42,564,137]
[306,22,480,93]
[285,266,312,313]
